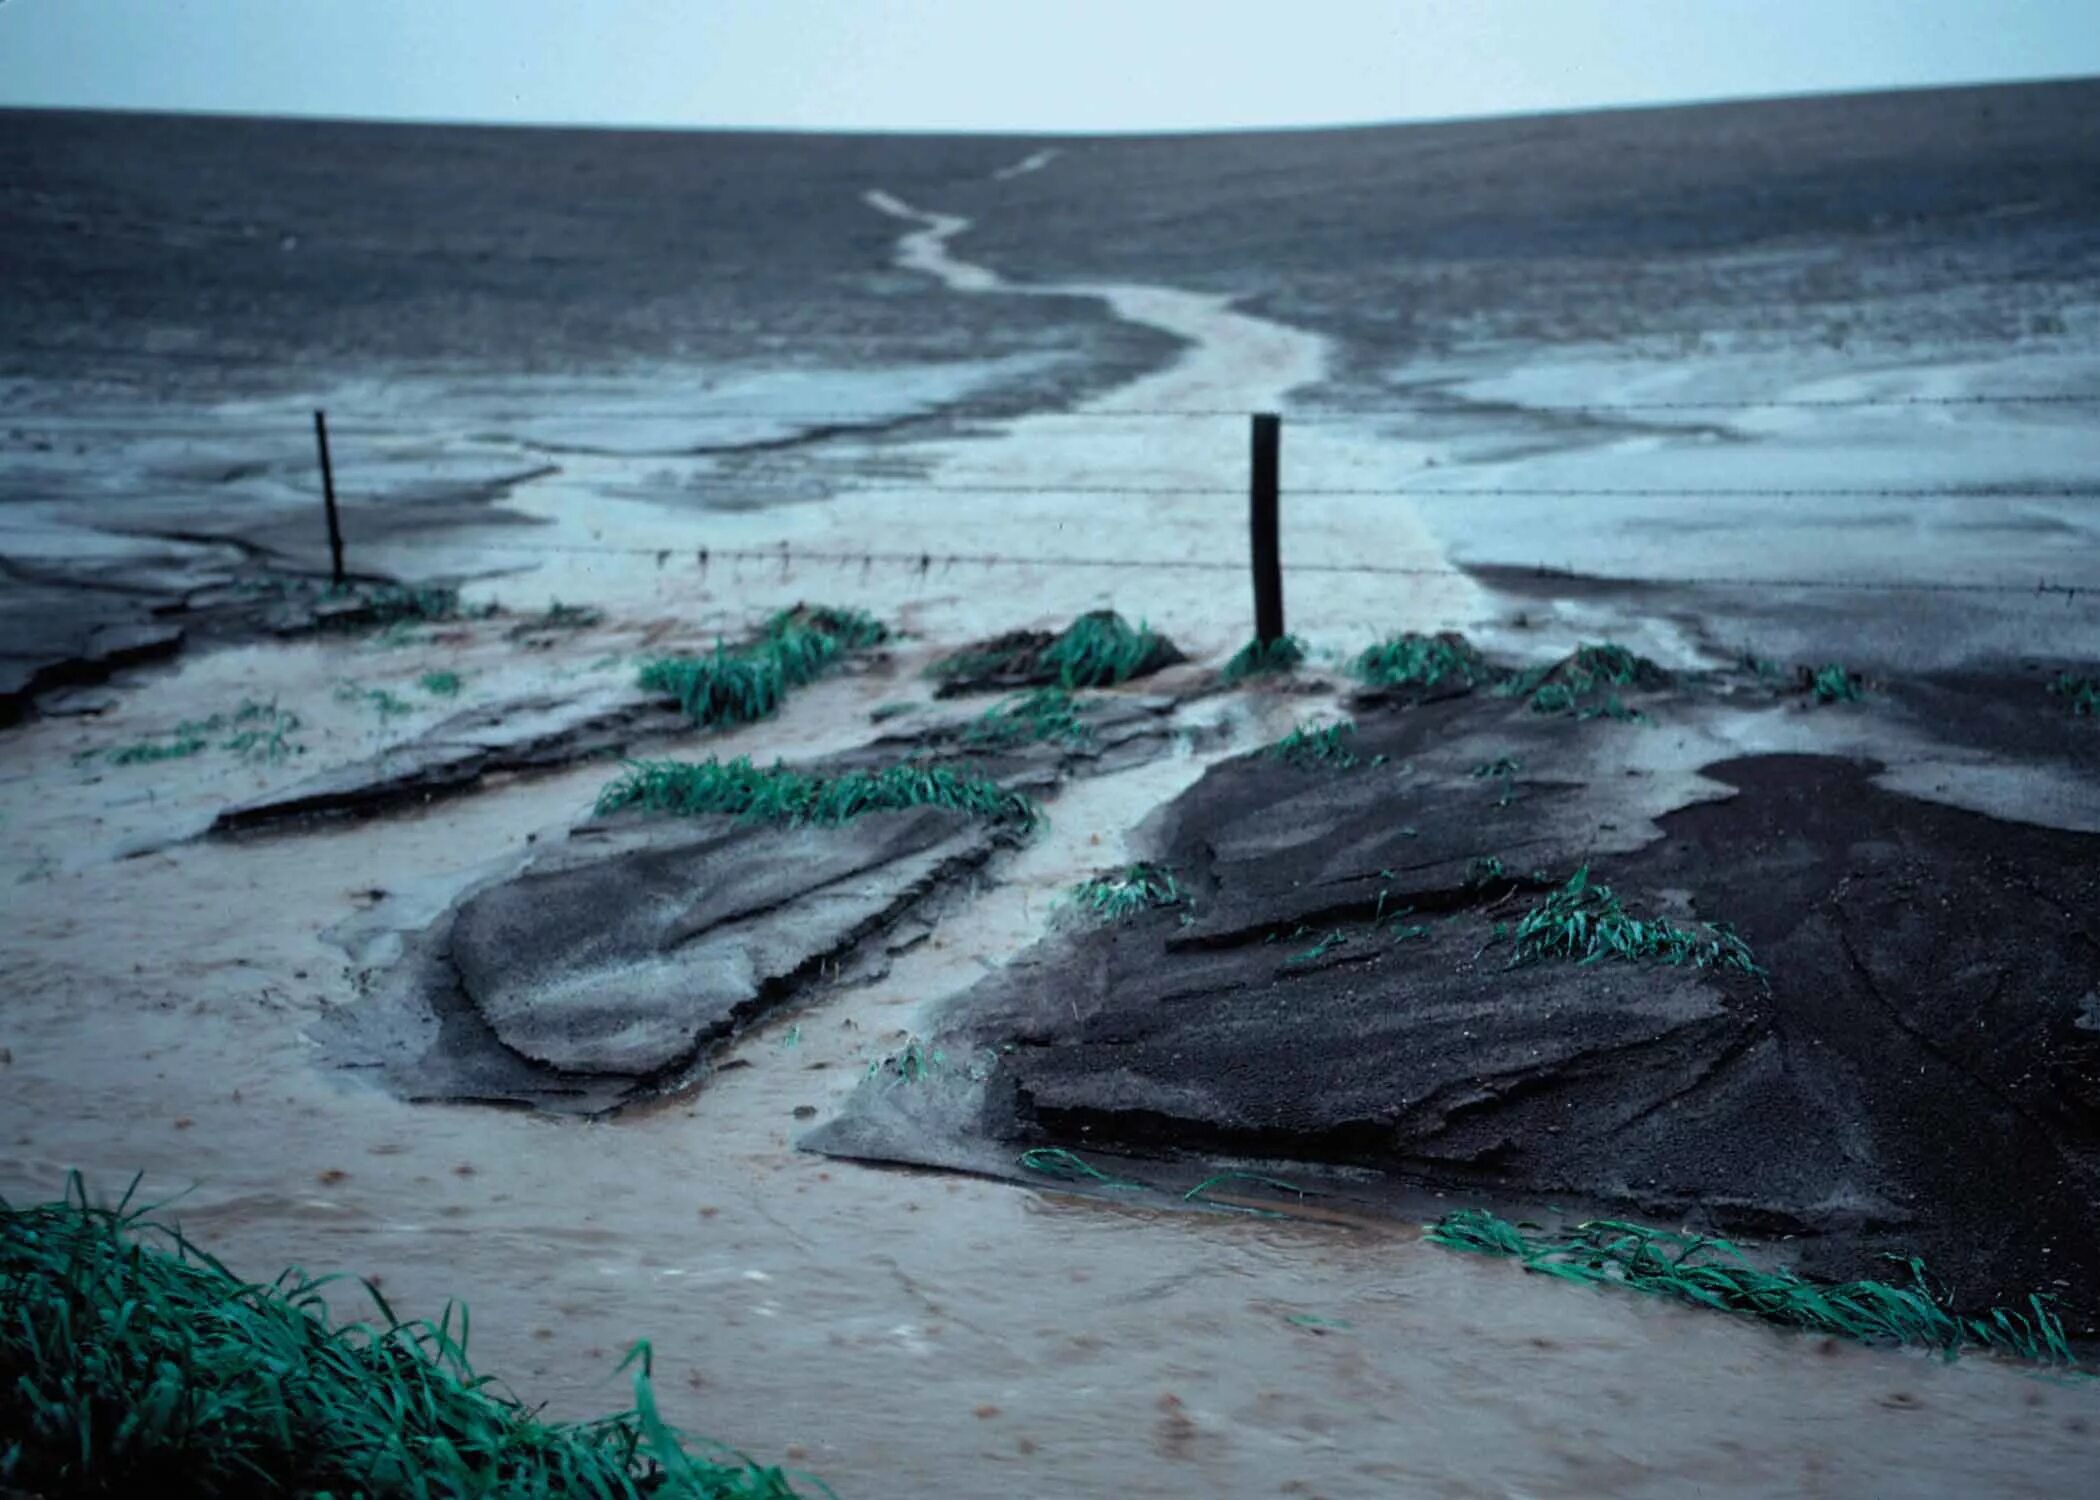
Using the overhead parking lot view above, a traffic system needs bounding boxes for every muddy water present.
[3,192,2095,1497]
[354,185,1482,661]
[4,622,2093,1498]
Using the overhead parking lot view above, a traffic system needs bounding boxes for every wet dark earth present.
[812,667,2100,1330]
[320,687,1186,1113]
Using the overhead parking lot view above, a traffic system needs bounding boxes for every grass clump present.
[218,700,306,763]
[639,606,887,729]
[596,756,1039,830]
[2049,672,2098,716]
[337,684,416,721]
[963,687,1093,749]
[104,729,211,765]
[1505,865,1761,977]
[1500,641,1664,718]
[0,1176,816,1499]
[345,582,464,625]
[1039,612,1179,688]
[317,581,491,636]
[867,1036,946,1084]
[100,701,305,767]
[1223,633,1307,682]
[1066,862,1183,923]
[1354,631,1484,690]
[1284,929,1349,966]
[419,670,465,698]
[933,611,1180,691]
[1267,720,1363,769]
[1803,663,1866,704]
[1427,1208,2074,1367]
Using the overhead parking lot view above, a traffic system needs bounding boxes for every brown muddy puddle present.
[2,623,2095,1499]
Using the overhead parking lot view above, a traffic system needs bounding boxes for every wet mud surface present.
[9,85,2100,1492]
[814,672,2100,1328]
[320,692,1185,1113]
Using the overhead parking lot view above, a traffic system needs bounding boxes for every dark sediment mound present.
[930,611,1183,696]
[319,693,1182,1113]
[812,685,2100,1328]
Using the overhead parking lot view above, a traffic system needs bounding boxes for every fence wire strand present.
[375,535,2094,599]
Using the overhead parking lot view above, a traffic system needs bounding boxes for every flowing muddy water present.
[2,190,2095,1497]
[353,186,1484,663]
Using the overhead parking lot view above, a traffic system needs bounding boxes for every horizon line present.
[4,69,2096,141]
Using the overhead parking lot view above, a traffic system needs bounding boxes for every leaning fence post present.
[1249,412,1284,644]
[313,409,345,586]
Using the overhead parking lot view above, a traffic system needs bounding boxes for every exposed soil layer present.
[814,678,2100,1328]
[319,693,1182,1114]
[212,686,690,833]
[0,547,500,727]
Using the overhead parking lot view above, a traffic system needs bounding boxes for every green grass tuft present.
[1354,631,1484,690]
[596,756,1039,830]
[1267,721,1363,769]
[1066,862,1183,923]
[100,701,305,767]
[1804,663,1866,703]
[932,612,1177,690]
[1505,865,1761,977]
[2046,672,2096,717]
[336,583,467,627]
[1500,641,1663,717]
[963,687,1093,749]
[419,670,465,698]
[1427,1208,2075,1366]
[104,731,211,765]
[867,1036,946,1084]
[218,700,306,763]
[337,684,416,721]
[639,606,887,729]
[1223,634,1307,682]
[0,1176,817,1498]
[1568,643,1651,686]
[1038,612,1178,688]
[1284,929,1349,966]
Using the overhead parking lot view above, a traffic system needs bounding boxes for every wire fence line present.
[10,395,2100,431]
[376,534,2098,600]
[7,389,2094,604]
[559,479,2100,500]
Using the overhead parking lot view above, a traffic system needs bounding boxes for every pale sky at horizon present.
[1,0,2096,134]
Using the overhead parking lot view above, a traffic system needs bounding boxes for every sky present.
[1,0,2096,133]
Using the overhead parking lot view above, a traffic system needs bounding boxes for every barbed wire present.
[9,398,2099,431]
[378,534,2095,598]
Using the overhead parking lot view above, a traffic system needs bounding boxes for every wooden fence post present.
[1249,412,1284,644]
[314,409,345,586]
